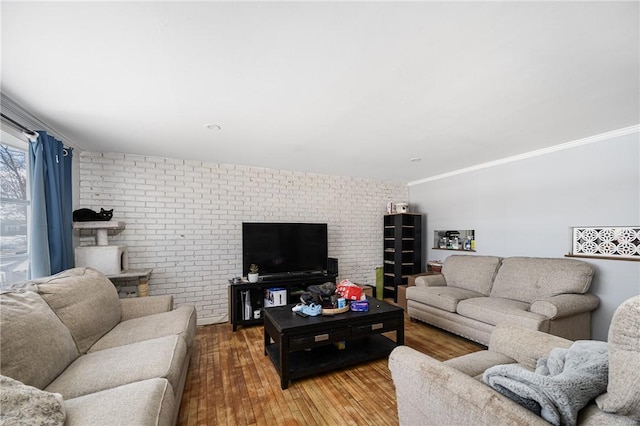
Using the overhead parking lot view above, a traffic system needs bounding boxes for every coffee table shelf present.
[266,335,397,384]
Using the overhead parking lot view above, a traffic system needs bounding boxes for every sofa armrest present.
[488,325,573,370]
[529,293,599,319]
[119,295,174,321]
[408,272,432,286]
[414,273,446,287]
[389,346,549,426]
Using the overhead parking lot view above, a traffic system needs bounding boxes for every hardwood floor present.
[178,313,484,426]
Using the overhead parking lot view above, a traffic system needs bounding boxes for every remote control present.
[295,311,309,318]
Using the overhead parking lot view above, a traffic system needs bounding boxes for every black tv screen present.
[242,222,328,278]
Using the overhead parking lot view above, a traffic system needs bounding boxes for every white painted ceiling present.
[2,1,639,183]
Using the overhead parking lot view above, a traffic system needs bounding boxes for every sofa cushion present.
[0,375,66,426]
[490,257,594,303]
[406,286,484,313]
[457,297,548,331]
[0,291,78,389]
[596,295,640,420]
[45,335,187,400]
[89,304,196,352]
[64,378,175,426]
[35,268,122,353]
[442,255,502,296]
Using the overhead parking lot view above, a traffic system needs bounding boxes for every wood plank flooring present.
[178,313,484,426]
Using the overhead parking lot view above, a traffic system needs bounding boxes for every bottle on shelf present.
[451,236,459,250]
[464,236,472,251]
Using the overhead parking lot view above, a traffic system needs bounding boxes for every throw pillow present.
[0,375,65,426]
[35,268,122,353]
[0,291,78,389]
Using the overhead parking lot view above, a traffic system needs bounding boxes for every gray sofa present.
[0,267,196,426]
[406,256,599,345]
[390,295,640,425]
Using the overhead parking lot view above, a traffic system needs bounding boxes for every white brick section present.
[78,152,408,325]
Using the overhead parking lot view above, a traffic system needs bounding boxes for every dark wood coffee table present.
[263,297,404,389]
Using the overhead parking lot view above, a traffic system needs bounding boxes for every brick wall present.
[78,152,408,324]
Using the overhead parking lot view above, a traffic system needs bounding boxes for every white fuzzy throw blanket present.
[0,375,65,426]
[483,341,608,426]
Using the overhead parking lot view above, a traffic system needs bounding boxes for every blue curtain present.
[28,131,73,278]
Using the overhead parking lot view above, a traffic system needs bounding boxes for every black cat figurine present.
[73,208,113,222]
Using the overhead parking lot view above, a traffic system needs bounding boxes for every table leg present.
[280,335,289,389]
[397,315,405,345]
[231,286,239,332]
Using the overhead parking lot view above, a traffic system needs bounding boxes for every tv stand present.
[228,273,337,331]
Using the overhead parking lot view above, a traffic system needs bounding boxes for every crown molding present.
[408,125,640,186]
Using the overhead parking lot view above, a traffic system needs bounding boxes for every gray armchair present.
[389,296,640,425]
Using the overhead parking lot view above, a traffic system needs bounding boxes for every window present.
[0,134,29,286]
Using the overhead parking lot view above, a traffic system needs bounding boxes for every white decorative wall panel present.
[571,227,640,260]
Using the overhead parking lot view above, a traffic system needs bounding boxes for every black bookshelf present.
[383,213,423,302]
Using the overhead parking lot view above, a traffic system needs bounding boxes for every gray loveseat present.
[407,256,599,345]
[390,295,640,425]
[0,267,196,426]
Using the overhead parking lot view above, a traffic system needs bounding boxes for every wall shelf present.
[434,229,475,251]
[565,254,639,262]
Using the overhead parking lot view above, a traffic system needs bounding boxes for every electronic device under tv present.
[242,222,328,280]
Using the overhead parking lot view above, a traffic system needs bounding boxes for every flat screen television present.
[242,222,328,279]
